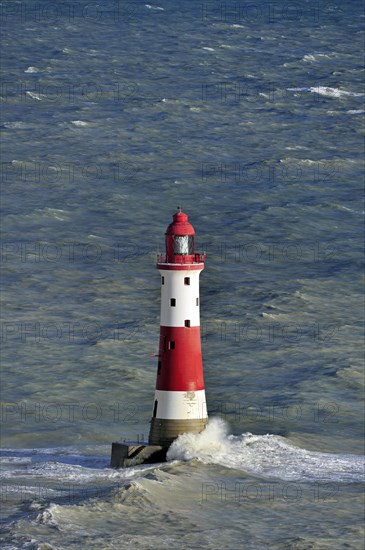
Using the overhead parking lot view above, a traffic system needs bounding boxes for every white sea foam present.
[145,4,164,10]
[26,91,43,100]
[314,86,364,98]
[2,121,28,128]
[302,53,332,62]
[0,447,159,483]
[287,86,364,98]
[167,418,365,483]
[333,204,365,214]
[24,66,39,73]
[71,120,89,126]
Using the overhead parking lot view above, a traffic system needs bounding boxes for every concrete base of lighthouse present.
[111,418,208,468]
[110,442,168,468]
[149,417,208,447]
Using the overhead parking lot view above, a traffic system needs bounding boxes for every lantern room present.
[165,208,194,263]
[159,207,206,265]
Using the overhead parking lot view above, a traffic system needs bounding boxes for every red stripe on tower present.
[148,208,208,447]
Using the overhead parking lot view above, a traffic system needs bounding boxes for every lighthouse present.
[149,207,208,446]
[111,208,208,467]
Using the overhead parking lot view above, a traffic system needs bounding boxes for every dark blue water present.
[1,1,364,548]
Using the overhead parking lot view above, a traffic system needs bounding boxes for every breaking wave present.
[167,418,365,483]
[287,86,364,98]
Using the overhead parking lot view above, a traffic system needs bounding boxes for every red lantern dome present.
[161,207,205,265]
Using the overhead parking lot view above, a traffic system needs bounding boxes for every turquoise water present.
[1,1,364,548]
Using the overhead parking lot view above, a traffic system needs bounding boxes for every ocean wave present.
[302,54,334,63]
[287,86,364,98]
[25,91,43,101]
[0,447,162,478]
[145,4,164,10]
[167,418,365,483]
[2,121,30,129]
[24,66,40,73]
[71,120,89,126]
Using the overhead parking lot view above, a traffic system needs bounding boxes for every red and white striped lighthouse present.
[111,208,208,467]
[149,208,208,447]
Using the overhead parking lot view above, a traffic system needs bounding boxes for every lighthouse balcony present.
[156,253,206,264]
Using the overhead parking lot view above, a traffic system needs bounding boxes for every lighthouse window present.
[185,320,191,328]
[173,235,194,255]
[157,361,161,375]
[161,276,165,285]
[153,400,158,418]
[170,298,176,307]
[196,297,199,306]
[184,277,190,285]
[168,341,175,350]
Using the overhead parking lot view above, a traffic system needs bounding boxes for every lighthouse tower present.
[111,208,208,467]
[149,208,208,446]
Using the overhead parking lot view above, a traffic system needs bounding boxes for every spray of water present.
[167,418,365,483]
[167,417,229,462]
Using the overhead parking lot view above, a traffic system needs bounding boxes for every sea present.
[1,1,364,548]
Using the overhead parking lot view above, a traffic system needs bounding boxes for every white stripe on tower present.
[159,269,201,327]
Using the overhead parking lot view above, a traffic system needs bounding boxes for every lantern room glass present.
[173,235,194,255]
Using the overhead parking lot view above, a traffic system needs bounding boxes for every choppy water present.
[1,1,364,548]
